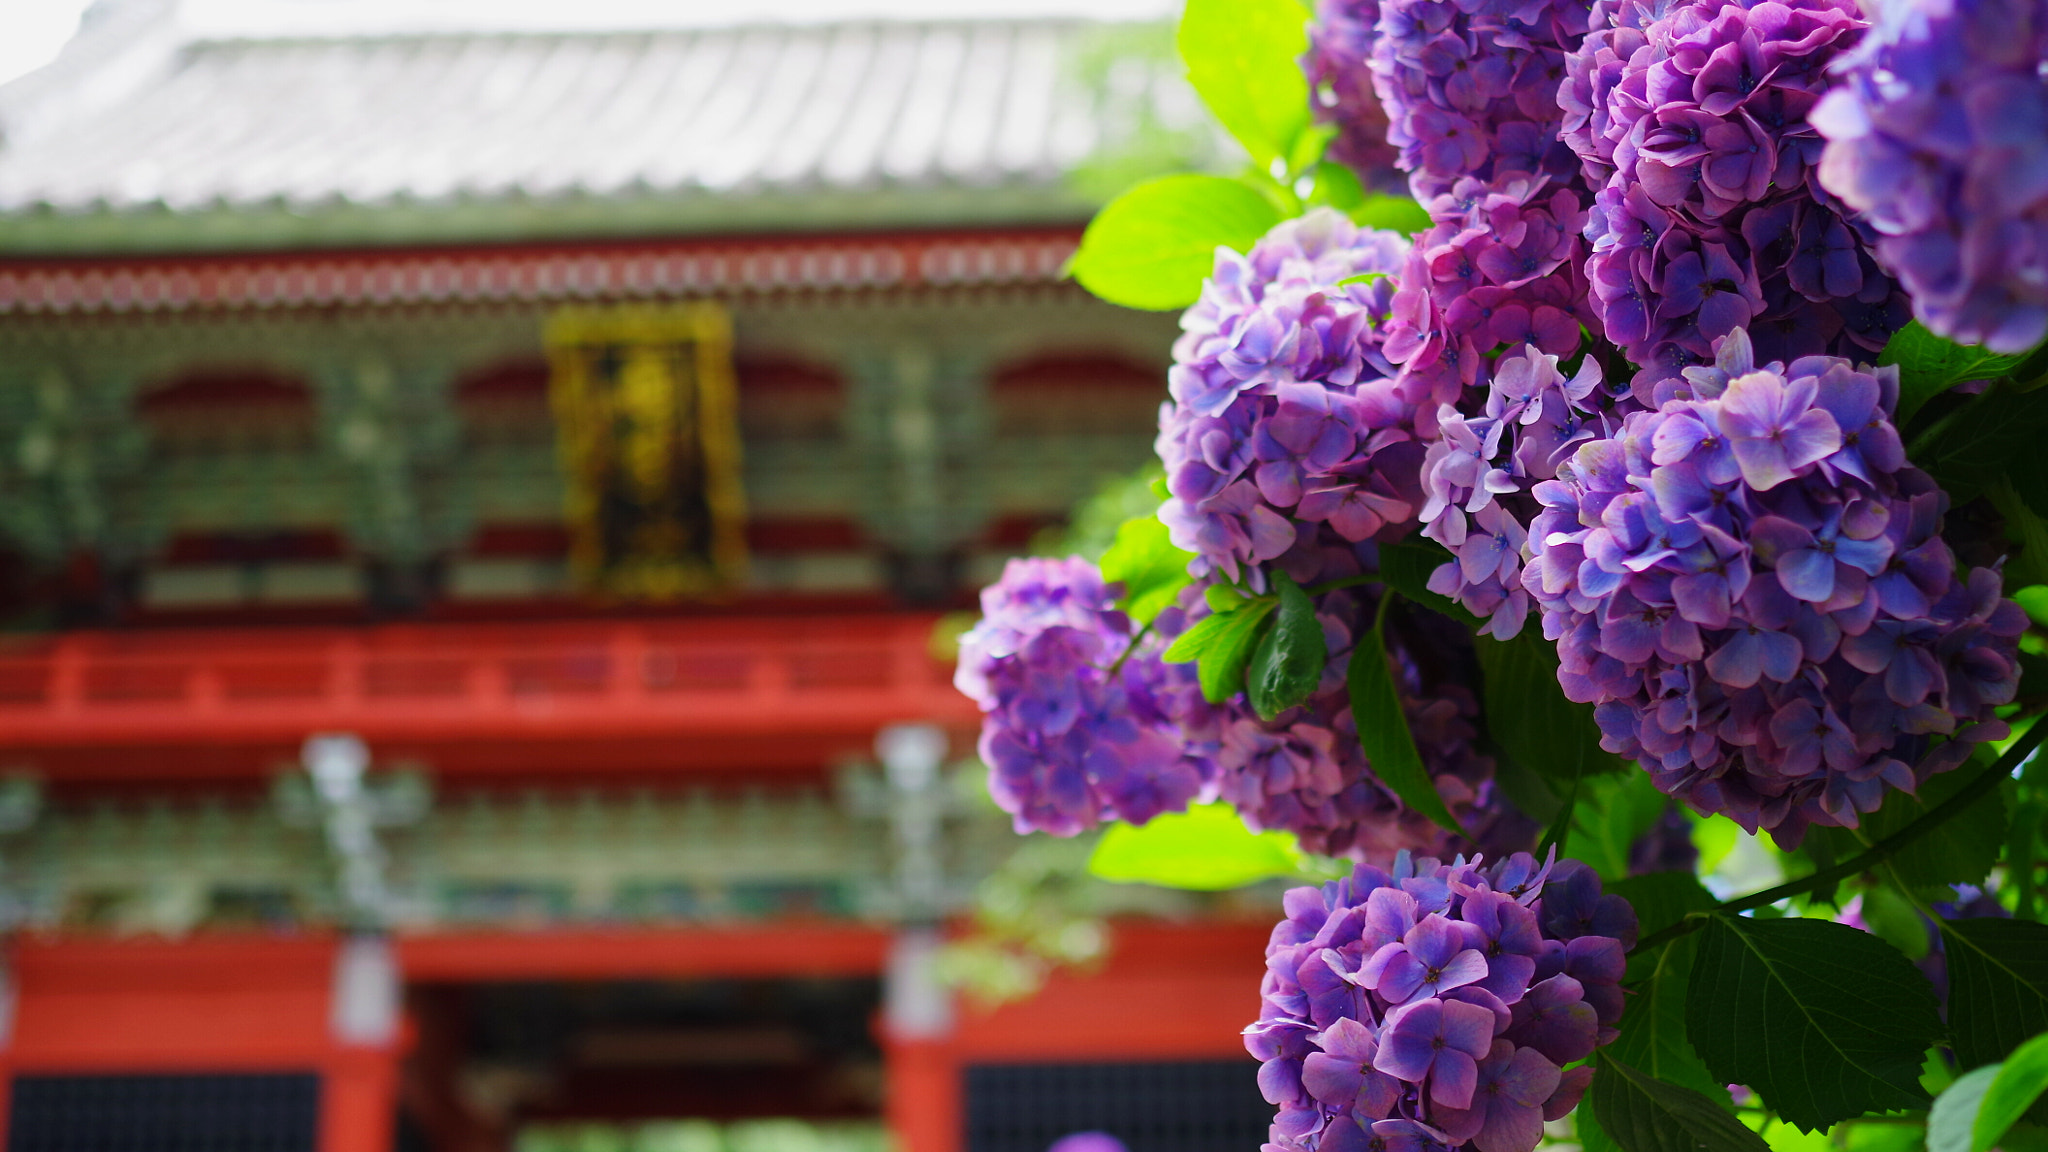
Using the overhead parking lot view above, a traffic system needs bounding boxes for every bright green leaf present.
[1589,1052,1771,1152]
[1069,174,1284,311]
[1942,918,2048,1071]
[1248,572,1328,720]
[1980,1033,2048,1150]
[1931,1065,2003,1152]
[1685,914,1943,1131]
[1308,160,1367,215]
[1569,770,1680,881]
[1347,614,1462,833]
[1351,193,1434,236]
[1098,514,1195,625]
[1176,0,1314,170]
[1881,321,2034,428]
[1088,802,1303,890]
[1164,597,1277,703]
[1476,630,1629,786]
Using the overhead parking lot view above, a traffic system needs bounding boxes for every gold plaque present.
[545,304,746,599]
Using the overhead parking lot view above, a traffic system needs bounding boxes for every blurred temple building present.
[0,2,1276,1151]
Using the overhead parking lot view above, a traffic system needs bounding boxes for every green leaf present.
[1476,629,1629,786]
[1979,1033,2048,1151]
[1098,514,1195,625]
[1248,572,1328,720]
[1351,193,1434,236]
[1377,538,1484,627]
[1987,479,2048,585]
[1347,613,1463,834]
[1568,770,1680,881]
[1608,871,1718,948]
[1915,385,2048,506]
[1176,0,1314,171]
[1088,802,1304,890]
[1069,174,1284,311]
[1942,918,2048,1070]
[1308,160,1367,215]
[1614,934,1726,1103]
[1589,1052,1771,1152]
[1164,597,1277,703]
[1881,321,2035,428]
[1931,1065,2003,1152]
[1990,1024,2048,1139]
[1685,914,1943,1131]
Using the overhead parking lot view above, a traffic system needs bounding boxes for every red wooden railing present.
[0,615,975,750]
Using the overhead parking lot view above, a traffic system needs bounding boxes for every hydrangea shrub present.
[959,0,2048,1148]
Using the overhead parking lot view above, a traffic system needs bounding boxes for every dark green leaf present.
[1476,629,1629,787]
[1882,321,2035,428]
[1069,175,1284,311]
[1377,539,1483,627]
[1535,767,1579,858]
[1979,1033,2048,1151]
[1347,616,1462,834]
[1812,756,2010,889]
[1915,385,2048,506]
[1608,871,1718,948]
[1942,918,2048,1070]
[1248,572,1328,720]
[1098,514,1195,626]
[1685,914,1943,1130]
[1569,771,1679,881]
[1350,193,1433,236]
[1589,1052,1770,1152]
[1176,0,1314,171]
[1607,932,1726,1104]
[1162,597,1276,704]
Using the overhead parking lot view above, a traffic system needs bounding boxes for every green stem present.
[1631,719,2048,954]
[1103,619,1155,679]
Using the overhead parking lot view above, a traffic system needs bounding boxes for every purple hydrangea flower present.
[1565,0,1912,395]
[1524,328,2025,841]
[956,557,1220,835]
[1159,210,1425,591]
[1250,851,1634,1152]
[1366,0,1594,200]
[1307,0,1406,188]
[1813,0,2048,352]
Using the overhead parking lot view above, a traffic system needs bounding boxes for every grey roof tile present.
[0,13,1213,228]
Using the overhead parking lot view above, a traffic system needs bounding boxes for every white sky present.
[0,0,1180,86]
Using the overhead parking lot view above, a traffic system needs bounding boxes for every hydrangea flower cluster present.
[1159,210,1424,591]
[1214,592,1522,860]
[1813,0,2048,353]
[956,557,1218,836]
[1415,344,1615,637]
[1364,0,1593,199]
[1563,0,1911,393]
[1521,329,2024,839]
[1247,851,1634,1152]
[1307,0,1404,188]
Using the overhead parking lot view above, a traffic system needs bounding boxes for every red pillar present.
[323,1047,398,1152]
[885,1037,961,1152]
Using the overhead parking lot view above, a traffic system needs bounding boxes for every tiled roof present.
[0,3,1217,251]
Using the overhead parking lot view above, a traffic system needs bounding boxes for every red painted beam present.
[396,923,894,982]
[0,615,979,776]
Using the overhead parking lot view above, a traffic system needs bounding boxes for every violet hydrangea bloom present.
[956,557,1219,836]
[1812,0,2048,353]
[1523,328,2025,841]
[1564,0,1912,395]
[1307,0,1405,189]
[1248,851,1634,1152]
[1365,0,1594,200]
[1159,210,1426,590]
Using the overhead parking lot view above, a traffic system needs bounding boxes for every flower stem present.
[1103,619,1155,679]
[1631,719,2048,954]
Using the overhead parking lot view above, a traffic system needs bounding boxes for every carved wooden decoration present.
[545,304,747,600]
